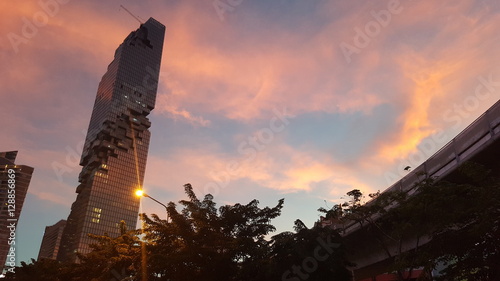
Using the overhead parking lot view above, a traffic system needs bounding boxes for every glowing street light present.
[135,189,169,221]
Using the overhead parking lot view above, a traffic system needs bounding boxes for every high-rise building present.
[57,18,165,262]
[38,220,66,260]
[0,151,34,269]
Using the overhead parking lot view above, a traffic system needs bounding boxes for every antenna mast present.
[119,5,144,24]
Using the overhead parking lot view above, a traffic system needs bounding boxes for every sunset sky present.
[1,0,500,264]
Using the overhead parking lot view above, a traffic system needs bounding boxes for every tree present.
[9,183,355,280]
[3,258,63,281]
[420,162,500,280]
[140,183,284,281]
[74,220,142,281]
[334,187,420,281]
[333,162,500,280]
[268,219,353,281]
[5,221,142,281]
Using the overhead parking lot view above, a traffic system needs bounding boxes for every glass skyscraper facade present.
[38,220,66,260]
[57,18,165,262]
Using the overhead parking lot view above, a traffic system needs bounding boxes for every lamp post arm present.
[144,194,168,211]
[137,191,170,222]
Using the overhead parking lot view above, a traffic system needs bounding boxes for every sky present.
[1,0,500,264]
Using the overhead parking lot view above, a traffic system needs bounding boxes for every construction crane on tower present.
[119,5,144,24]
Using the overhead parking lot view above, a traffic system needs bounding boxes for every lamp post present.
[135,189,169,221]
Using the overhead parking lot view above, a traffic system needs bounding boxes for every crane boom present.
[120,5,143,24]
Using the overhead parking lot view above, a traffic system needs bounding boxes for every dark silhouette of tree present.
[331,162,499,281]
[268,219,353,281]
[74,220,142,280]
[3,258,63,281]
[139,183,284,281]
[8,183,355,281]
[421,162,500,280]
[4,221,141,281]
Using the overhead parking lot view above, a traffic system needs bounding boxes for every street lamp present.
[135,189,169,221]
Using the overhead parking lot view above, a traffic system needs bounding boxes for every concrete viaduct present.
[341,99,500,280]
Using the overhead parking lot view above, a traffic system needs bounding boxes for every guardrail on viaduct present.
[343,99,500,236]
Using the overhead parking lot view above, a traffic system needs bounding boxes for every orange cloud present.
[377,55,461,162]
[143,141,378,205]
[2,0,500,225]
[357,0,500,169]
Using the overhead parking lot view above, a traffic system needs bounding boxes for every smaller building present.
[0,151,34,270]
[38,220,67,260]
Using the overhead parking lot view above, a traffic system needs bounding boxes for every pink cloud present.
[143,141,379,206]
[2,0,499,221]
[343,0,500,168]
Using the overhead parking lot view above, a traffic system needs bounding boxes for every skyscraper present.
[57,18,165,262]
[38,220,66,260]
[0,151,34,270]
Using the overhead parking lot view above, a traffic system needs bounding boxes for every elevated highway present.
[343,99,500,280]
